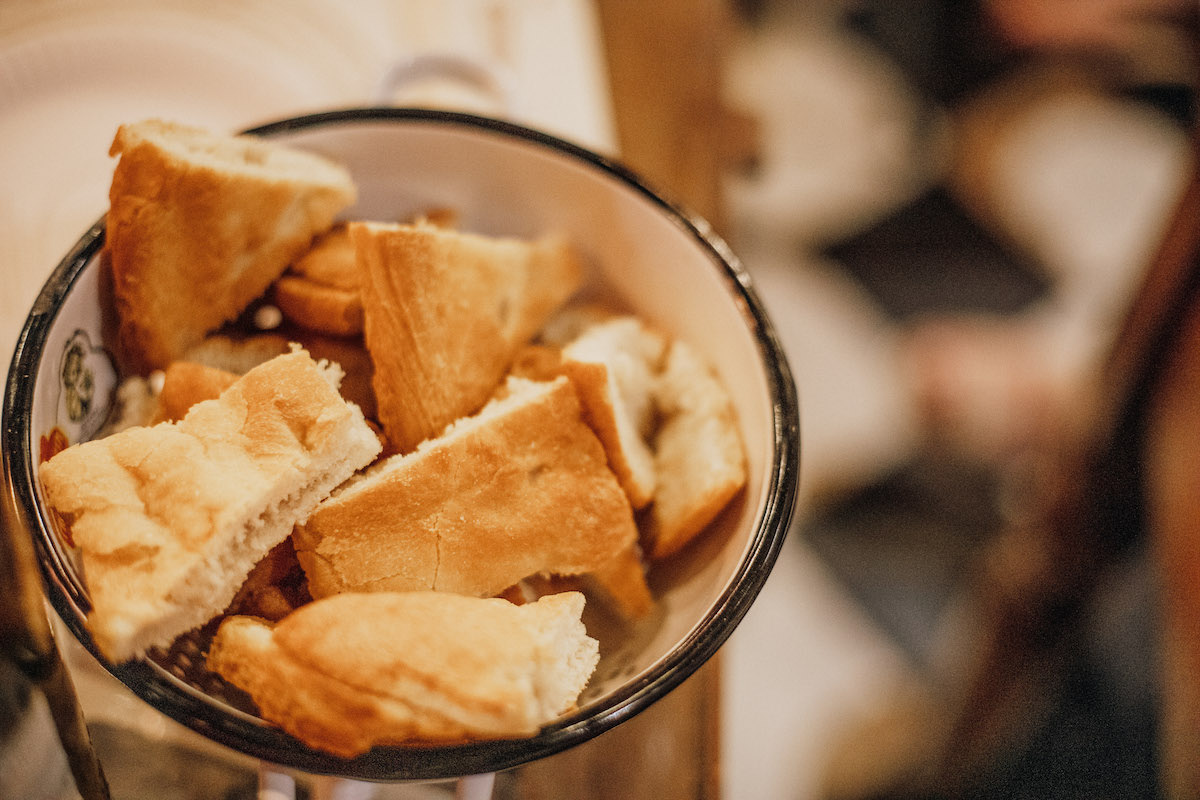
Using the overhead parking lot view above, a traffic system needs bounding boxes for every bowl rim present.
[1,107,800,780]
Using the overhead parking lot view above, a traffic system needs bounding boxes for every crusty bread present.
[272,224,364,337]
[353,220,583,452]
[106,119,356,372]
[39,349,382,662]
[645,340,747,559]
[207,590,599,755]
[559,316,667,509]
[294,376,637,600]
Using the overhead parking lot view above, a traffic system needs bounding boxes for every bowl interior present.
[6,110,797,779]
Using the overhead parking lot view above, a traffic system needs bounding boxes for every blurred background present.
[722,1,1196,798]
[2,0,1198,798]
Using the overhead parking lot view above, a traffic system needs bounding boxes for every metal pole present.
[0,488,110,800]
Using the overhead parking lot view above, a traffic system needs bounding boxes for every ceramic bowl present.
[1,108,799,780]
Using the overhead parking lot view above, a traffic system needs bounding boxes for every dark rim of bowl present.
[1,107,799,781]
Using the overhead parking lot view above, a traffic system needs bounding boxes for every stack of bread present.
[37,119,747,756]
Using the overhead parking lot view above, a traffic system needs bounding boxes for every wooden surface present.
[1145,276,1200,800]
[508,2,748,798]
[592,0,747,233]
[1135,137,1200,800]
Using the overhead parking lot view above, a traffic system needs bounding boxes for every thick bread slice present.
[353,221,583,452]
[106,119,356,372]
[559,316,667,509]
[646,340,747,559]
[294,376,637,599]
[39,349,382,662]
[207,591,599,755]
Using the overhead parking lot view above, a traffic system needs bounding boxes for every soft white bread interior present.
[294,375,638,599]
[646,340,747,559]
[106,119,356,372]
[206,590,599,756]
[353,220,583,452]
[39,349,382,662]
[559,316,667,509]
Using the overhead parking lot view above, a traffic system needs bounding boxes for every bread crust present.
[106,120,356,372]
[39,349,382,661]
[295,376,637,599]
[353,221,582,452]
[206,591,600,755]
[273,225,364,336]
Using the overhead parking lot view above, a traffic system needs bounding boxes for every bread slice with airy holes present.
[106,119,356,372]
[207,590,599,755]
[294,375,637,600]
[353,220,583,452]
[39,349,382,662]
[646,340,747,559]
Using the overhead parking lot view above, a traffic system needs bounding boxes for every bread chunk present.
[106,120,356,371]
[39,349,382,662]
[207,591,599,755]
[272,224,364,336]
[559,316,667,509]
[294,376,637,599]
[646,340,747,559]
[151,361,238,423]
[353,221,582,452]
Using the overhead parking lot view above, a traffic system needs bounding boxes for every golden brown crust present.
[152,361,238,423]
[272,225,364,336]
[294,376,638,600]
[38,349,381,661]
[206,591,600,755]
[353,221,582,452]
[106,120,356,372]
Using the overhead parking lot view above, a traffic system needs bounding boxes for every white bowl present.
[2,109,799,780]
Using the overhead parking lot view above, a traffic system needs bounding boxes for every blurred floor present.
[718,0,1192,797]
